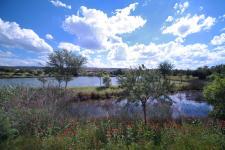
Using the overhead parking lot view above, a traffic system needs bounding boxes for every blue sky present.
[0,0,224,69]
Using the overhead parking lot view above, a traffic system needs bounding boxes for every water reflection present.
[67,91,213,120]
[171,92,213,118]
[0,76,118,87]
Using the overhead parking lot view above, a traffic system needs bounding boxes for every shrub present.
[203,77,225,119]
[0,110,18,143]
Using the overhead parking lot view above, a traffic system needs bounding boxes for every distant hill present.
[0,66,128,72]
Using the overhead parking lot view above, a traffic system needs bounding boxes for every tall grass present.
[0,86,224,149]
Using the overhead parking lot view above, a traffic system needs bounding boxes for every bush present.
[203,77,225,119]
[0,109,18,143]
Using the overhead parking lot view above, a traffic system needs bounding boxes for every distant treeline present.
[0,64,224,79]
[171,64,225,79]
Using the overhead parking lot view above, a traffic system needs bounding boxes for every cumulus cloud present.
[62,3,146,49]
[0,18,53,53]
[58,42,80,52]
[132,41,225,69]
[162,14,215,38]
[50,0,71,10]
[45,34,54,40]
[93,39,225,69]
[211,33,225,45]
[59,3,223,69]
[174,1,189,15]
[79,49,94,59]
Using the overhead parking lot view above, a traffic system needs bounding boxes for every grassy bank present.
[1,119,225,149]
[70,86,123,101]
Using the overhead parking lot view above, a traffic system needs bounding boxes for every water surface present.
[67,91,213,120]
[0,76,118,87]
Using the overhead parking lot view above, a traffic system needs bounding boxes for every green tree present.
[118,65,173,124]
[37,76,48,88]
[47,49,87,88]
[158,61,174,79]
[103,74,111,88]
[98,71,105,87]
[203,76,225,119]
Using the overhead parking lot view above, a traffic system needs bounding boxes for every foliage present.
[203,76,225,119]
[118,65,173,124]
[0,109,18,143]
[1,120,225,149]
[47,49,87,88]
[37,76,48,87]
[158,61,174,78]
[103,74,111,88]
[97,71,106,87]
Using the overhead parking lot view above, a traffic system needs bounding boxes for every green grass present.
[1,120,224,149]
[71,86,122,94]
[168,75,198,81]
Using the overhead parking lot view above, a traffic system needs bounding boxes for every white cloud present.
[0,50,13,58]
[58,42,80,52]
[58,3,223,69]
[142,0,151,7]
[58,42,95,60]
[133,41,225,69]
[0,18,53,53]
[166,16,173,22]
[0,57,46,66]
[218,14,225,21]
[162,14,216,38]
[45,34,54,40]
[174,1,189,15]
[87,58,108,68]
[50,0,71,10]
[62,3,146,49]
[211,33,225,45]
[92,39,225,69]
[79,49,94,59]
[0,50,47,66]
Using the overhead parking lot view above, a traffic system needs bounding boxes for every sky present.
[0,0,224,69]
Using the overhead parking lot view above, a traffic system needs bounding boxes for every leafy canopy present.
[118,65,173,103]
[203,76,225,119]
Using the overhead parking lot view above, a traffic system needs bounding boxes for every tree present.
[158,61,174,79]
[203,76,225,119]
[98,71,105,87]
[103,74,111,88]
[47,49,87,88]
[118,65,173,124]
[37,76,48,88]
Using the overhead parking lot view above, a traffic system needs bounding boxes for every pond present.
[0,76,118,87]
[67,91,213,120]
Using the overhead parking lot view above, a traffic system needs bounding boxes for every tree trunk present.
[65,80,68,89]
[142,101,147,125]
[100,77,102,87]
[58,81,61,88]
